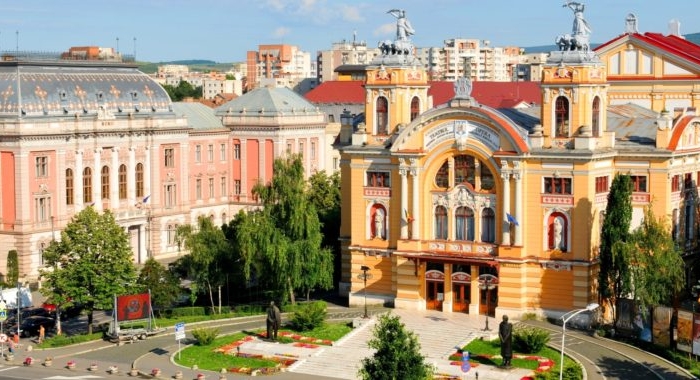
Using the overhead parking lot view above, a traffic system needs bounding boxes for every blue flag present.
[506,213,519,226]
[142,195,151,204]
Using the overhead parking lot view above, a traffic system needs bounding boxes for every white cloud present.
[374,23,395,37]
[339,4,363,23]
[273,26,291,38]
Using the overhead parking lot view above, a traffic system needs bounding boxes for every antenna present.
[133,37,137,60]
[15,30,18,54]
[116,37,119,53]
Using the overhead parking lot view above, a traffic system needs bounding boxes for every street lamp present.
[358,266,372,319]
[559,303,599,380]
[478,275,497,331]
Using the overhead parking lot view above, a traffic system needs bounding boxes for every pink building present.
[0,54,330,286]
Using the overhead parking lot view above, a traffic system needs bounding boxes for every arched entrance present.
[426,270,444,311]
[452,271,471,313]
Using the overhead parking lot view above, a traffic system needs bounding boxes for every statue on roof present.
[387,9,415,41]
[564,1,591,37]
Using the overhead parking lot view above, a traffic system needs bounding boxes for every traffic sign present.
[0,310,6,322]
[461,351,470,373]
[0,334,8,343]
[175,322,185,340]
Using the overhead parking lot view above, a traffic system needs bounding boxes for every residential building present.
[316,36,379,83]
[246,44,316,92]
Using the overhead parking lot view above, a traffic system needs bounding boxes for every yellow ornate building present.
[339,7,700,319]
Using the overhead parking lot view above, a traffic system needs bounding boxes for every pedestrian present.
[8,337,14,355]
[38,325,45,344]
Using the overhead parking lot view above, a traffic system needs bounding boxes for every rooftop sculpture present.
[551,1,599,63]
[375,8,418,64]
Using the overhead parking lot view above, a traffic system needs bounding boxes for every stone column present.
[110,148,119,209]
[75,150,84,209]
[128,147,136,202]
[411,164,420,238]
[501,167,511,246]
[513,165,523,246]
[144,146,152,201]
[400,166,409,239]
[469,265,480,315]
[93,149,101,211]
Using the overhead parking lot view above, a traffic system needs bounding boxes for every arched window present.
[548,213,567,251]
[65,168,74,205]
[83,167,92,203]
[481,208,495,243]
[135,163,144,198]
[435,161,449,188]
[435,206,448,240]
[221,212,227,225]
[101,166,110,200]
[455,207,475,241]
[118,164,127,200]
[410,96,420,121]
[376,96,388,135]
[592,96,601,137]
[371,205,386,240]
[454,155,475,187]
[555,96,569,137]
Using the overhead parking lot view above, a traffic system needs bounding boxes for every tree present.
[162,80,202,101]
[235,155,333,304]
[175,216,230,313]
[628,206,685,309]
[598,174,632,326]
[40,207,137,334]
[6,250,18,286]
[136,258,181,317]
[358,313,434,380]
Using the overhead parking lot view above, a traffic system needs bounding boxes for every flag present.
[404,208,413,222]
[506,213,519,226]
[142,195,151,204]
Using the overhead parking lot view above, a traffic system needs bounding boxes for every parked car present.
[13,316,55,338]
[5,307,50,325]
[40,301,83,319]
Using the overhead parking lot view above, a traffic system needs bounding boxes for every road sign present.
[0,310,6,322]
[175,322,185,340]
[0,334,7,343]
[461,351,470,373]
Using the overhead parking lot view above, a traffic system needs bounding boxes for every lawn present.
[457,338,575,374]
[174,322,353,372]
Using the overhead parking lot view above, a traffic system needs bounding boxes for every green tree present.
[6,250,18,286]
[235,155,333,304]
[162,80,202,101]
[628,206,685,309]
[40,207,137,334]
[598,173,632,326]
[308,170,342,291]
[136,258,181,317]
[175,216,230,313]
[358,313,434,380]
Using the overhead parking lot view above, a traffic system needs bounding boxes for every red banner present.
[116,293,150,322]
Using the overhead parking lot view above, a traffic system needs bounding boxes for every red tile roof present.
[595,32,700,67]
[304,81,365,104]
[306,80,541,109]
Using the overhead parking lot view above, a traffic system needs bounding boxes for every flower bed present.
[278,331,333,346]
[448,351,554,373]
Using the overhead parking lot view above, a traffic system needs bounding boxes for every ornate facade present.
[339,6,700,319]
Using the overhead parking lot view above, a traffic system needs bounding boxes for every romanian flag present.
[404,208,413,222]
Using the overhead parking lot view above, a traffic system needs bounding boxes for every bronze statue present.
[499,315,513,367]
[266,301,282,341]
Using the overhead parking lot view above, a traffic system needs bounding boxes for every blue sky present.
[1,0,699,63]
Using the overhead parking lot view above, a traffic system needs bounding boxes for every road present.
[524,320,696,380]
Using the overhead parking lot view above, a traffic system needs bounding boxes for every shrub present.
[191,327,219,346]
[171,306,206,317]
[206,306,232,315]
[521,312,538,321]
[513,326,550,354]
[289,301,327,331]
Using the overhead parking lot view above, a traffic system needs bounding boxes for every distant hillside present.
[136,60,239,75]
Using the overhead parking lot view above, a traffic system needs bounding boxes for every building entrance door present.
[425,270,444,311]
[452,271,471,313]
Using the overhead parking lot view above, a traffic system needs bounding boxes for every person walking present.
[38,325,45,344]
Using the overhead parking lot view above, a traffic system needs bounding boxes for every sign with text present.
[116,293,151,322]
[175,322,185,341]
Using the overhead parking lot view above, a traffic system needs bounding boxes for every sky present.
[1,0,699,63]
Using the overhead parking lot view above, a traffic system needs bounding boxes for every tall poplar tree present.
[235,155,333,304]
[598,173,633,325]
[40,207,137,334]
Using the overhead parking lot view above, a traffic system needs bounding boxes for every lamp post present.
[478,276,496,331]
[559,303,599,380]
[358,266,372,319]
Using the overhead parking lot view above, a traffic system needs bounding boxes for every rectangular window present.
[543,177,572,195]
[35,196,51,222]
[66,169,74,205]
[286,143,292,154]
[164,148,175,168]
[234,180,241,195]
[165,184,177,207]
[630,175,648,192]
[195,145,201,163]
[299,142,304,158]
[196,179,202,200]
[220,144,226,161]
[208,178,214,198]
[333,157,339,170]
[311,141,316,160]
[220,177,227,196]
[366,171,391,187]
[207,144,214,162]
[35,156,48,177]
[234,144,241,160]
[595,176,609,193]
[672,174,681,192]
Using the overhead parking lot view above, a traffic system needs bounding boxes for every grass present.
[175,322,353,372]
[460,338,575,373]
[38,332,104,348]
